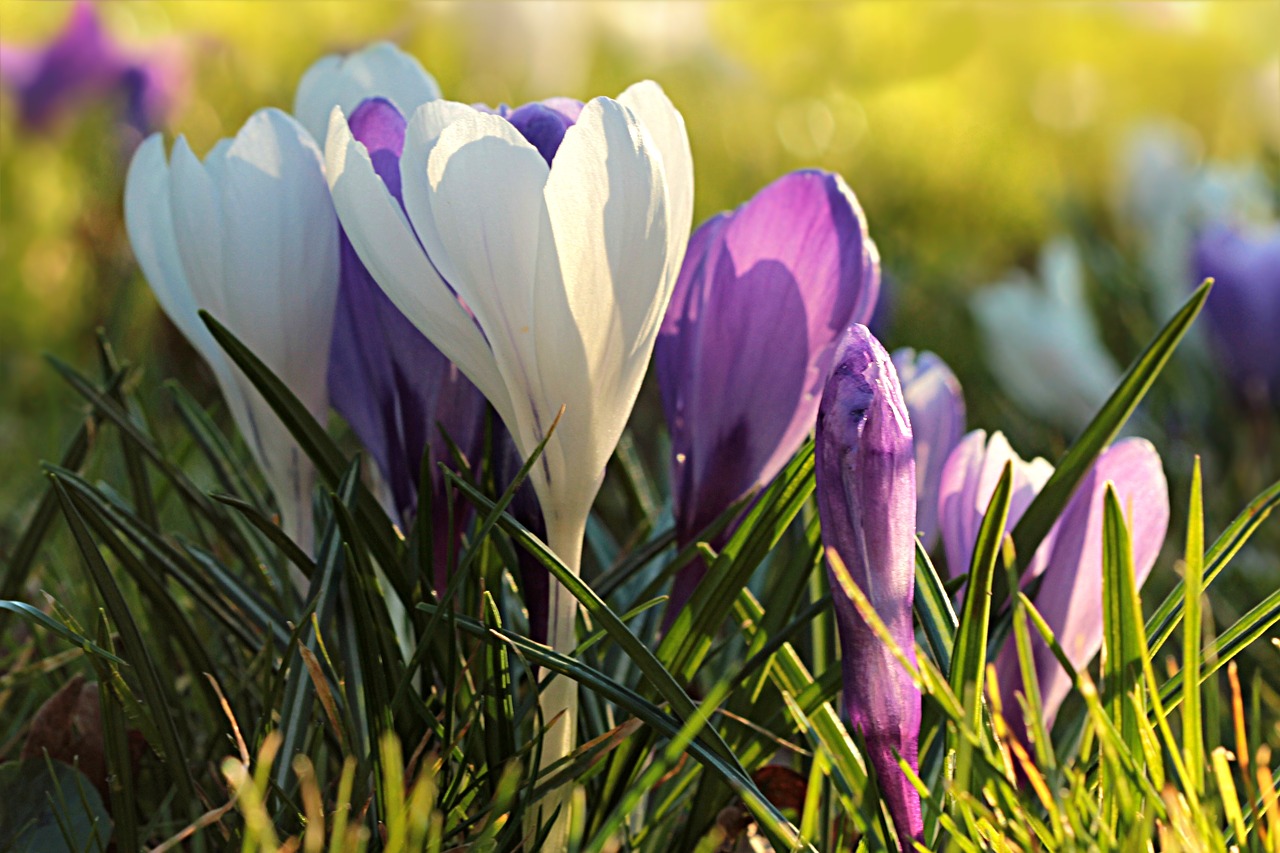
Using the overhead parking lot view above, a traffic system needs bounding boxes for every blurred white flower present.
[971,237,1120,433]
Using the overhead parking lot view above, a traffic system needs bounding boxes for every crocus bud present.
[891,348,965,551]
[1193,222,1280,407]
[657,170,880,616]
[938,432,1168,738]
[815,324,921,848]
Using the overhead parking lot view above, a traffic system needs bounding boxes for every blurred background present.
[2,1,1278,602]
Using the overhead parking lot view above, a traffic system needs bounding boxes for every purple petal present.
[657,170,880,611]
[892,348,965,550]
[936,430,1054,579]
[476,97,585,166]
[328,97,488,589]
[815,324,921,848]
[1194,222,1280,404]
[995,438,1168,737]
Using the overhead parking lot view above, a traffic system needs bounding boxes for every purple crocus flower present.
[815,325,921,849]
[326,97,487,590]
[656,170,880,614]
[1193,222,1280,406]
[0,0,180,135]
[937,431,1169,739]
[891,348,965,551]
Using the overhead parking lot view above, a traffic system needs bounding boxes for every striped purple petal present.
[657,170,880,615]
[994,438,1168,737]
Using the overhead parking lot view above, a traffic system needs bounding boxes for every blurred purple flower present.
[656,170,880,614]
[1193,222,1280,406]
[815,324,921,848]
[937,431,1168,738]
[0,1,181,135]
[892,348,965,550]
[327,97,488,592]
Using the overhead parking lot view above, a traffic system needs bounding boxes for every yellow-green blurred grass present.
[1,0,1275,510]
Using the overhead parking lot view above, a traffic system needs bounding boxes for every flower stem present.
[537,509,586,852]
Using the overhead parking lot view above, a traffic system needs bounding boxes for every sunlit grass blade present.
[1147,475,1280,656]
[915,539,957,674]
[950,461,1014,795]
[1101,484,1143,777]
[1006,279,1211,596]
[1183,456,1206,797]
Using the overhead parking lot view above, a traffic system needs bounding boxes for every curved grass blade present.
[950,461,1014,796]
[199,310,405,596]
[1147,475,1280,656]
[915,539,957,673]
[49,474,198,807]
[0,600,125,665]
[1005,280,1211,597]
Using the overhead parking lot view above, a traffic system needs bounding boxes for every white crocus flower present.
[326,81,692,833]
[125,109,340,557]
[293,41,441,146]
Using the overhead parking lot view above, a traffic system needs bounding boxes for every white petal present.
[293,41,441,144]
[405,109,552,459]
[124,134,214,360]
[218,108,339,419]
[537,96,671,512]
[617,80,694,275]
[168,135,229,329]
[325,105,514,426]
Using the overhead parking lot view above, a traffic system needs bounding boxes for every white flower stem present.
[537,509,587,852]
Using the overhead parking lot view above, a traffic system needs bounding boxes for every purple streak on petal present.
[657,170,879,616]
[328,97,487,591]
[936,430,1054,580]
[892,348,965,550]
[995,438,1168,739]
[816,324,921,848]
[1193,223,1280,404]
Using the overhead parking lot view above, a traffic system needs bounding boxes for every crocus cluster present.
[938,430,1169,738]
[126,42,691,843]
[1,0,182,136]
[1193,222,1280,407]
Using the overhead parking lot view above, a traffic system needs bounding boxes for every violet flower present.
[1193,222,1280,407]
[656,170,879,614]
[0,0,180,135]
[937,431,1169,738]
[815,324,921,848]
[326,98,488,592]
[891,348,965,551]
